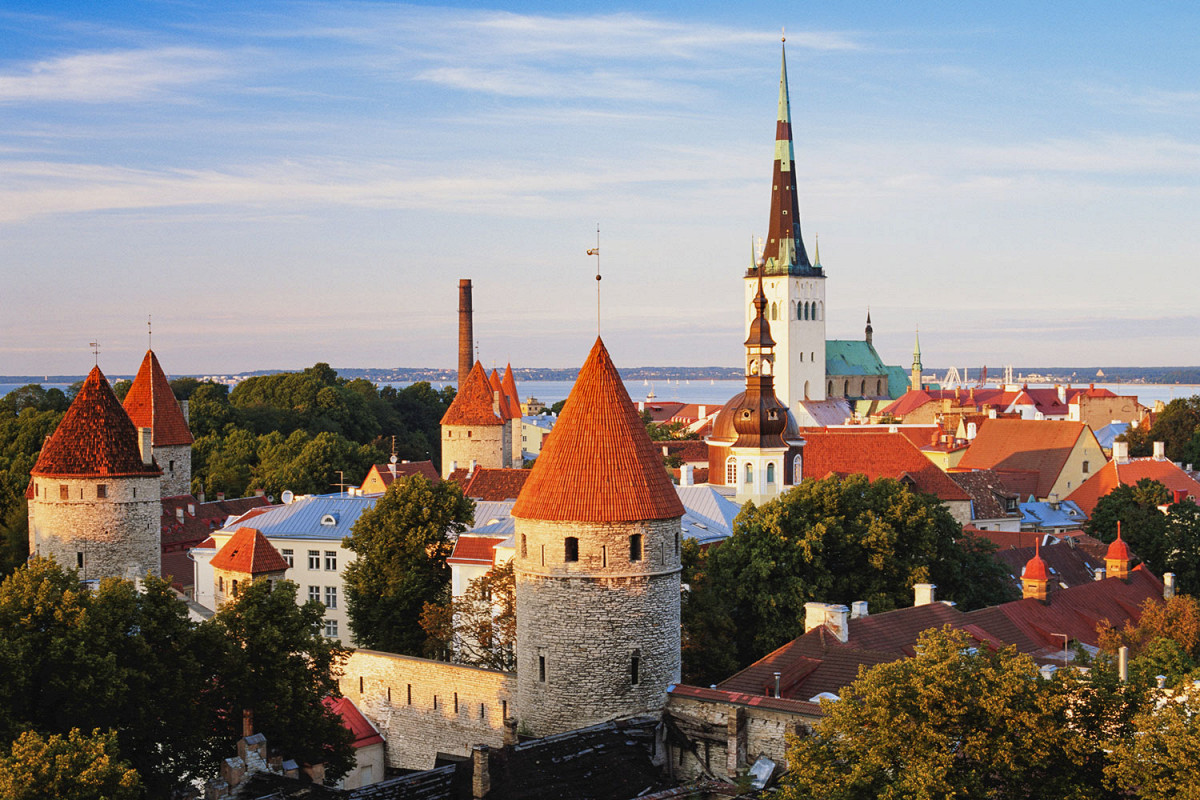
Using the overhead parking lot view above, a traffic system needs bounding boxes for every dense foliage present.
[0,728,141,800]
[1119,395,1200,465]
[681,474,1015,683]
[343,476,472,655]
[0,558,353,797]
[421,560,517,670]
[1087,479,1200,594]
[0,386,69,576]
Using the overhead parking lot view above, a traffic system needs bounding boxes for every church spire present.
[759,40,813,277]
[911,329,923,391]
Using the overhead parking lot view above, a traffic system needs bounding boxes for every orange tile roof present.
[461,467,529,501]
[363,460,440,489]
[878,389,935,418]
[210,526,290,574]
[1065,457,1200,516]
[441,361,503,426]
[956,419,1092,499]
[32,366,161,479]
[122,349,194,446]
[512,337,684,522]
[502,364,521,417]
[448,535,507,565]
[802,431,971,502]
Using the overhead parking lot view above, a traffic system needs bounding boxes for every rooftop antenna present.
[587,224,601,335]
[89,339,100,366]
[332,470,351,497]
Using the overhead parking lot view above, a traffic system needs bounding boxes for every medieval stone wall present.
[156,443,191,497]
[28,475,161,580]
[441,424,506,478]
[339,650,516,770]
[514,516,682,737]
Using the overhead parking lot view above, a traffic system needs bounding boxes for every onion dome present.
[441,362,503,426]
[512,338,684,523]
[1106,524,1132,562]
[32,366,160,478]
[123,350,194,446]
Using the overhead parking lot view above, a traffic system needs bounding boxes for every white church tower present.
[745,40,826,408]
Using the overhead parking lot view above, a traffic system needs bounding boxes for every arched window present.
[629,534,643,562]
[828,380,834,396]
[762,359,772,375]
[749,359,759,375]
[804,380,810,399]
[564,537,579,562]
[791,301,796,319]
[770,301,778,320]
[817,302,823,320]
[521,534,528,559]
[803,302,809,320]
[860,379,866,396]
[744,463,754,484]
[844,380,850,396]
[793,454,803,482]
[631,649,641,686]
[725,456,737,485]
[767,463,776,484]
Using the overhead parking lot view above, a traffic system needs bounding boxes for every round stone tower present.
[511,338,684,737]
[123,349,194,497]
[28,366,162,580]
[440,361,509,478]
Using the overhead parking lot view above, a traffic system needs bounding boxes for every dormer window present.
[320,513,339,526]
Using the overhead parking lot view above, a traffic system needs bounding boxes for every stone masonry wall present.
[514,516,682,737]
[339,650,515,770]
[441,424,505,478]
[156,443,191,497]
[28,475,161,580]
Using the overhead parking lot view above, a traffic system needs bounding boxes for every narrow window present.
[467,431,471,438]
[281,548,294,568]
[454,692,459,713]
[675,531,680,556]
[541,544,545,566]
[564,537,579,562]
[76,552,83,569]
[325,586,337,609]
[602,545,608,568]
[433,695,438,710]
[407,684,412,705]
[308,550,320,570]
[770,301,778,320]
[168,460,175,474]
[231,579,239,597]
[132,487,137,498]
[631,650,641,686]
[539,655,546,682]
[97,484,107,499]
[480,703,486,719]
[501,700,507,719]
[359,676,364,693]
[793,455,802,483]
[521,534,528,558]
[218,576,224,592]
[1082,460,1090,474]
[744,463,753,484]
[629,534,643,562]
[59,485,68,500]
[767,463,776,484]
[387,686,392,703]
[325,551,337,571]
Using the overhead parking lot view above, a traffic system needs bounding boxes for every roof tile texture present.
[512,338,684,522]
[123,350,194,446]
[957,419,1092,499]
[802,431,971,502]
[1066,457,1200,515]
[441,361,503,426]
[32,366,160,478]
[210,526,290,574]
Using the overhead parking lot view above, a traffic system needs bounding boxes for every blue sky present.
[3,2,1199,376]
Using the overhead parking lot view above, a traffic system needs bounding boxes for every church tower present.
[28,366,162,580]
[911,330,923,391]
[511,339,684,737]
[123,349,194,497]
[746,40,826,409]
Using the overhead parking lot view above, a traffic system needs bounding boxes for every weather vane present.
[586,224,601,335]
[147,314,152,350]
[89,339,100,365]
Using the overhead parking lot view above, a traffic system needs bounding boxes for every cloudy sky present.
[3,1,1199,376]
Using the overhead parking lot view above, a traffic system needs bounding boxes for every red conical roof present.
[502,364,521,418]
[1024,540,1050,582]
[488,369,514,420]
[441,361,503,426]
[123,350,194,446]
[211,527,290,574]
[1107,524,1132,562]
[512,338,684,522]
[32,366,160,478]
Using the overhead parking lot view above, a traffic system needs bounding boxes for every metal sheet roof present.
[222,493,376,540]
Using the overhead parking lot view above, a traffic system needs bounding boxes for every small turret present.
[1022,538,1052,602]
[1106,522,1132,580]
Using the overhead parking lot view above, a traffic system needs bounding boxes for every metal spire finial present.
[587,224,601,335]
[782,26,786,43]
[147,314,152,350]
[89,339,100,365]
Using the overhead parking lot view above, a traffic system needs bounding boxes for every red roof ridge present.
[210,527,290,574]
[123,349,194,446]
[512,337,684,522]
[32,366,161,479]
[441,362,504,426]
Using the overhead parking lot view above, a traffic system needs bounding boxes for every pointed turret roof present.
[211,527,290,574]
[123,350,194,447]
[512,338,684,522]
[759,42,814,277]
[744,272,776,350]
[1024,539,1050,582]
[501,364,521,418]
[1106,523,1132,563]
[441,361,503,426]
[32,366,160,478]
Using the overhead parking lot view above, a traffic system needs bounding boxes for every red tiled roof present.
[502,364,521,418]
[668,684,823,716]
[448,535,506,566]
[122,350,194,446]
[956,419,1092,499]
[441,361,503,427]
[660,440,709,464]
[161,495,272,549]
[210,527,290,574]
[1024,550,1050,581]
[324,697,384,749]
[878,389,934,418]
[988,537,1106,588]
[32,366,160,478]
[363,460,440,490]
[1065,457,1200,516]
[461,468,529,501]
[801,431,971,502]
[513,338,685,522]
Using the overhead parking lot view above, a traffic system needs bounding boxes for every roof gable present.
[32,366,160,478]
[441,362,503,426]
[122,349,194,446]
[512,338,684,522]
[957,419,1091,498]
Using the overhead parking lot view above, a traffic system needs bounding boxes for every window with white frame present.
[325,586,337,609]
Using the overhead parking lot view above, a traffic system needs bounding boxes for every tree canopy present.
[421,560,516,670]
[343,475,472,655]
[1119,395,1200,465]
[682,474,1015,676]
[0,728,141,800]
[1087,480,1200,594]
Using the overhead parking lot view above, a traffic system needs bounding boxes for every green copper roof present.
[825,341,908,399]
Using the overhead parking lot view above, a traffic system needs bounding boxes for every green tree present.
[1119,396,1200,461]
[168,376,203,400]
[679,539,738,687]
[420,560,516,670]
[692,474,1014,667]
[1098,594,1200,687]
[1107,681,1200,799]
[111,379,132,402]
[1086,479,1170,569]
[344,476,472,655]
[0,728,141,800]
[782,627,1115,800]
[204,578,355,781]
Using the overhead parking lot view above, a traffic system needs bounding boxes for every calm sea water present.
[4,380,1199,409]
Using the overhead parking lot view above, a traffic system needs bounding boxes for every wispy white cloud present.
[0,47,229,104]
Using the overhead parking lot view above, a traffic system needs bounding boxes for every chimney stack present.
[851,600,869,619]
[1113,440,1129,463]
[681,464,694,487]
[458,279,474,390]
[138,426,154,465]
[803,602,849,643]
[1153,441,1166,460]
[1165,572,1177,599]
[914,583,937,606]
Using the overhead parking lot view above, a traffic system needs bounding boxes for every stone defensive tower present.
[440,361,510,478]
[123,349,194,497]
[511,338,684,737]
[28,366,162,580]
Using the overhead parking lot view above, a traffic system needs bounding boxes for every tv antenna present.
[587,224,601,335]
[332,470,352,496]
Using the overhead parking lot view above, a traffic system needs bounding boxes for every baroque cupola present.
[731,271,789,448]
[1106,522,1132,580]
[1022,538,1052,602]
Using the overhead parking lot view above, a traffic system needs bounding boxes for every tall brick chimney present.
[458,279,473,390]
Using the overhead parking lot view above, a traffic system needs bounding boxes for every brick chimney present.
[458,279,473,390]
[914,583,937,606]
